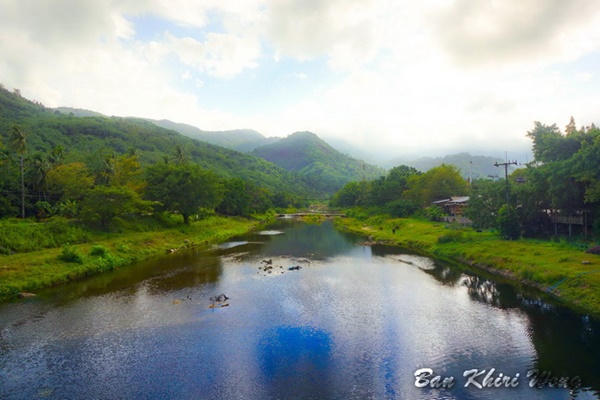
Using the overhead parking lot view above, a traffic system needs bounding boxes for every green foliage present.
[58,244,85,264]
[0,217,90,253]
[0,86,311,204]
[145,163,223,224]
[252,131,384,194]
[423,205,446,222]
[404,164,468,206]
[89,244,109,257]
[369,165,420,206]
[330,181,370,207]
[437,230,467,244]
[497,205,521,240]
[464,179,505,229]
[384,199,420,218]
[527,121,580,163]
[79,185,154,229]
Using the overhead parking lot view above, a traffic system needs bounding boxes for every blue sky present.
[1,0,600,160]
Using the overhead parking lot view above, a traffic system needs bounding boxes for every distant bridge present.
[277,212,346,218]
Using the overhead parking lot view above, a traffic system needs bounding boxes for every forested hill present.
[251,131,385,193]
[150,119,280,152]
[0,86,308,195]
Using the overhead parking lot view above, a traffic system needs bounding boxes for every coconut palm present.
[29,153,50,202]
[9,125,28,218]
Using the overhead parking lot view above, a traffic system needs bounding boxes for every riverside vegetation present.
[0,213,270,301]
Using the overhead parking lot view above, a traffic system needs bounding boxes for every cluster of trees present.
[0,124,302,228]
[466,118,600,238]
[330,164,468,217]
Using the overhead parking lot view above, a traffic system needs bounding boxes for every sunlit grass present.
[0,215,263,301]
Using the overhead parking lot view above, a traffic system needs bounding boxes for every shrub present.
[89,244,109,257]
[423,205,446,222]
[58,245,84,264]
[437,230,466,244]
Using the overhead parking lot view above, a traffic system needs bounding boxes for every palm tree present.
[172,144,187,165]
[9,125,28,218]
[48,146,64,166]
[29,153,50,201]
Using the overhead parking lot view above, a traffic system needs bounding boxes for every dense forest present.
[0,85,319,228]
[331,117,600,240]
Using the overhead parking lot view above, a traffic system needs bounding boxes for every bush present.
[423,205,446,222]
[437,230,467,244]
[89,244,109,257]
[58,245,84,264]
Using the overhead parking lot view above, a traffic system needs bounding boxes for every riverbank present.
[334,216,600,316]
[0,215,267,302]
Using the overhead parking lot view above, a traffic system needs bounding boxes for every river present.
[0,219,599,399]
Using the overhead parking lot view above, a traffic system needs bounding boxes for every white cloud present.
[1,0,600,160]
[429,0,600,67]
[163,32,261,78]
[264,0,383,70]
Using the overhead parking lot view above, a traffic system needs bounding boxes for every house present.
[432,196,470,216]
[432,196,472,226]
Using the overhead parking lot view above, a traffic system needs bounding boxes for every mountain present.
[53,107,106,118]
[0,86,310,195]
[391,152,518,180]
[251,131,385,193]
[150,119,279,152]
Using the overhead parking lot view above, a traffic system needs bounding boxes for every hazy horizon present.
[2,1,598,161]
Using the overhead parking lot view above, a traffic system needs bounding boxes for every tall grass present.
[0,217,91,254]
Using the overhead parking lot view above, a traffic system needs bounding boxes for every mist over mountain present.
[390,152,521,179]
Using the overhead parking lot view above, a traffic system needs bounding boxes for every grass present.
[0,214,267,301]
[335,216,600,316]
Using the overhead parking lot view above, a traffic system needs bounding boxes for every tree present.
[9,125,28,218]
[217,178,252,216]
[29,153,51,201]
[526,121,579,163]
[47,162,94,202]
[330,181,370,207]
[80,186,154,229]
[497,205,521,240]
[404,164,468,206]
[145,163,223,224]
[109,154,145,193]
[217,178,272,216]
[463,179,505,229]
[369,165,419,206]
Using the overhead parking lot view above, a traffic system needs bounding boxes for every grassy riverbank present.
[0,214,267,301]
[335,215,600,316]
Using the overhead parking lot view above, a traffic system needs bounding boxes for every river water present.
[0,219,599,399]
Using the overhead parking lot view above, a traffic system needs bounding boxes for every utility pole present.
[494,159,518,206]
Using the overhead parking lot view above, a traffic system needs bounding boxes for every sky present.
[2,0,600,161]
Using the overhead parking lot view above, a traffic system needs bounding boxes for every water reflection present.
[0,219,599,399]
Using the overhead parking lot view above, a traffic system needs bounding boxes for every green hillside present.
[0,86,308,195]
[252,131,385,193]
[151,119,279,152]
